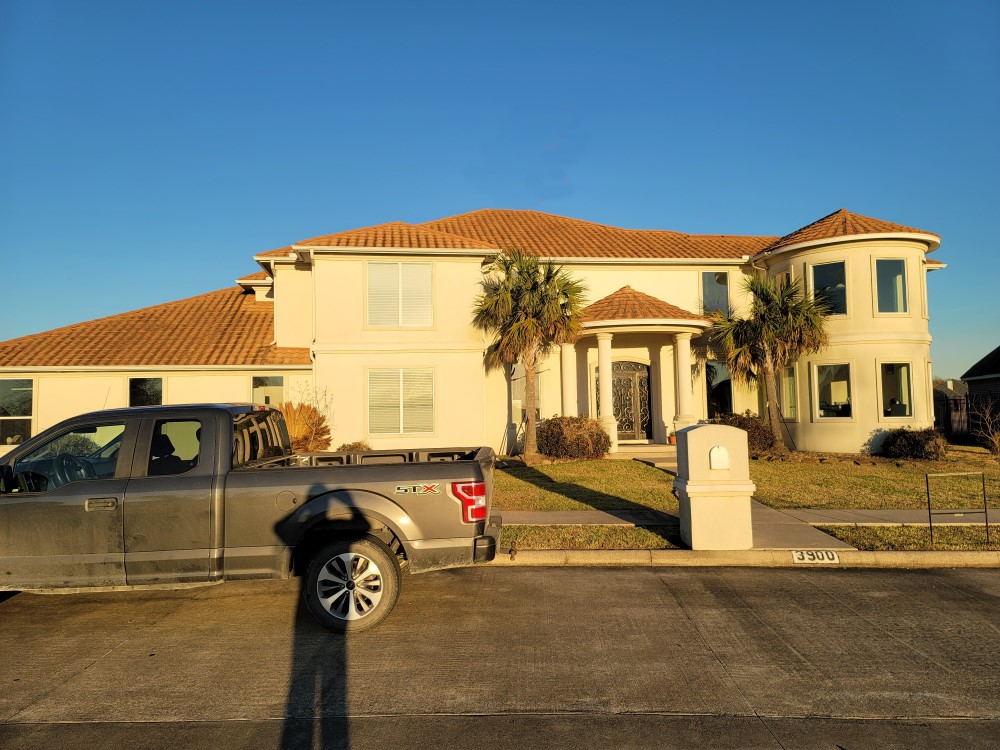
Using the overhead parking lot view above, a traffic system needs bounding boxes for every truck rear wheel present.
[303,536,401,632]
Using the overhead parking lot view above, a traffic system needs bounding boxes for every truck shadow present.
[500,462,684,548]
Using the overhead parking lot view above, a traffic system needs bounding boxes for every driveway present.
[1,568,998,748]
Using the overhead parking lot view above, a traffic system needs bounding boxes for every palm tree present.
[708,275,829,452]
[472,250,587,456]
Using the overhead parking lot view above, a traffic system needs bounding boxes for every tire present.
[303,536,401,632]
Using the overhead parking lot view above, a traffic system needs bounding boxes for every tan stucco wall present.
[273,262,314,348]
[312,255,485,348]
[762,238,934,453]
[0,370,313,457]
[313,349,489,450]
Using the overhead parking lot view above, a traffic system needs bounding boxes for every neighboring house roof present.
[423,209,776,260]
[295,221,500,250]
[760,208,940,254]
[582,286,704,322]
[963,344,1000,380]
[934,381,969,398]
[0,287,310,368]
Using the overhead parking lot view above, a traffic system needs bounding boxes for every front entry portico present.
[560,286,710,453]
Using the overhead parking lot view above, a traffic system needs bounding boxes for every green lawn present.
[500,524,681,550]
[492,446,999,515]
[818,524,1000,551]
[493,460,679,512]
[750,446,1000,510]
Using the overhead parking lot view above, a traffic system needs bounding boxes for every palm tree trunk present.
[761,354,788,453]
[523,350,539,455]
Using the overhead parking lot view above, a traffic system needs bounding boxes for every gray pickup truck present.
[0,404,500,631]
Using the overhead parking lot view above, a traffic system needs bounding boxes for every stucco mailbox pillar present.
[673,424,755,550]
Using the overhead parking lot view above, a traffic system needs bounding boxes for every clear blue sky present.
[1,0,997,377]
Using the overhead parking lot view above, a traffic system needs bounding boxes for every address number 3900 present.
[791,550,841,564]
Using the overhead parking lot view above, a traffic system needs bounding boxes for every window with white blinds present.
[368,368,434,434]
[367,262,433,327]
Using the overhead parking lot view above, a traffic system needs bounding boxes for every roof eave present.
[581,318,709,333]
[755,232,942,260]
[290,244,497,258]
[543,255,751,265]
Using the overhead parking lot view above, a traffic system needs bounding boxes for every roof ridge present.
[295,220,496,249]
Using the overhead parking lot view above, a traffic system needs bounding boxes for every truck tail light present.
[452,481,487,523]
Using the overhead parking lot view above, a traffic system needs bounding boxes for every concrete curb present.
[489,549,1000,568]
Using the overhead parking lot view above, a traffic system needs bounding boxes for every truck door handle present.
[85,498,118,512]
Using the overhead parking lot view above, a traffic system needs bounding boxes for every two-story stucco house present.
[0,208,944,457]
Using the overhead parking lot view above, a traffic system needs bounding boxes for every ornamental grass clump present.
[277,401,331,453]
[537,416,611,460]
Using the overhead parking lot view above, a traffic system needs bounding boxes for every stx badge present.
[394,483,441,495]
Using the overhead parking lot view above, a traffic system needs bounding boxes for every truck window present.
[232,410,290,468]
[11,422,126,492]
[148,420,201,476]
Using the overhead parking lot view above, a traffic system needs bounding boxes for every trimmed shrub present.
[878,428,947,460]
[712,411,775,455]
[537,416,611,460]
[336,440,372,452]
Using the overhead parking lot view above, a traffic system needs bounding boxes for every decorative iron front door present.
[598,362,651,441]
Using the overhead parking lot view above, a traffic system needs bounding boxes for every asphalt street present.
[1,567,998,749]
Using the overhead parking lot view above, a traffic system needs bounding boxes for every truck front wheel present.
[303,536,401,632]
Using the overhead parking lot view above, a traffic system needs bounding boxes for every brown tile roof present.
[583,286,704,323]
[255,246,295,259]
[295,221,499,250]
[424,209,775,260]
[0,287,310,368]
[237,270,272,283]
[761,209,939,254]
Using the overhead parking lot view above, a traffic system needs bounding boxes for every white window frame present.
[811,361,856,422]
[367,368,435,435]
[809,259,850,317]
[365,261,434,328]
[250,375,284,407]
[871,257,909,316]
[877,360,916,422]
[701,270,731,316]
[0,378,34,447]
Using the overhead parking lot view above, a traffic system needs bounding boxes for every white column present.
[674,332,696,431]
[655,342,675,444]
[560,342,578,417]
[596,333,618,453]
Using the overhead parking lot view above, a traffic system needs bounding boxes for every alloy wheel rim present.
[316,552,385,620]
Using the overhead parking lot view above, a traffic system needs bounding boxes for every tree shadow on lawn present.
[499,461,685,548]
